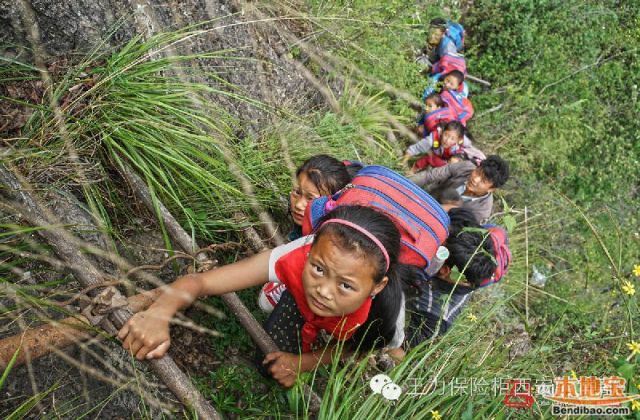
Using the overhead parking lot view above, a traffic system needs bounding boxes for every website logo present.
[543,375,638,406]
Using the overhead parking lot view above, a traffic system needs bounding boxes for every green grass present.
[4,383,60,420]
[295,0,640,418]
[196,364,289,417]
[4,29,277,244]
[2,0,640,418]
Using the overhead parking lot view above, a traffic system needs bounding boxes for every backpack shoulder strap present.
[432,126,441,148]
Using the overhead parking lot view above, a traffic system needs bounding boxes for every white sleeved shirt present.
[268,235,314,283]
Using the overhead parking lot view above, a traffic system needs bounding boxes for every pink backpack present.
[441,90,474,125]
[431,52,467,77]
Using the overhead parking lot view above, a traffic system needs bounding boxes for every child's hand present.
[117,309,171,360]
[405,167,416,176]
[263,351,301,388]
[386,347,406,362]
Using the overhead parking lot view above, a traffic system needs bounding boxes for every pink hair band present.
[319,219,390,272]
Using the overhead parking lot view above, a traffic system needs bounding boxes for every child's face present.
[424,98,440,113]
[427,27,444,46]
[290,173,322,226]
[464,168,495,197]
[443,74,461,91]
[302,233,388,317]
[441,129,462,149]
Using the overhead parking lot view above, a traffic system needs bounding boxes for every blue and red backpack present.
[439,21,465,54]
[423,106,456,134]
[441,90,474,125]
[302,165,450,271]
[476,225,512,288]
[421,53,468,100]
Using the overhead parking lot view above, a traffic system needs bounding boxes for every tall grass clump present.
[3,28,292,242]
[3,22,411,243]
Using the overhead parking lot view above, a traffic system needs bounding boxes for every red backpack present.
[441,90,474,125]
[423,107,456,134]
[302,166,450,271]
[476,225,512,288]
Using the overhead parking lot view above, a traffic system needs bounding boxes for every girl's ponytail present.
[463,126,474,142]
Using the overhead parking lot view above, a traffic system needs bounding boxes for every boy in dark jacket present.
[418,18,461,66]
[409,155,510,224]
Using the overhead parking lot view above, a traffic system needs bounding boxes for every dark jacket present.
[407,275,474,345]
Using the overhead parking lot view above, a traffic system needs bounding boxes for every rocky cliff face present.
[1,0,318,131]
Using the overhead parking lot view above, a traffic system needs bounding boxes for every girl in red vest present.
[118,205,414,387]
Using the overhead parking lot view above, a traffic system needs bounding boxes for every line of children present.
[399,18,513,351]
[354,15,510,361]
[409,18,476,174]
[410,18,511,225]
[117,16,514,389]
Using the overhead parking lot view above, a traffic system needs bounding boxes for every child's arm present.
[118,250,272,360]
[401,152,412,166]
[405,134,434,157]
[408,159,458,187]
